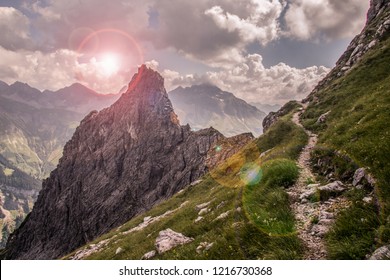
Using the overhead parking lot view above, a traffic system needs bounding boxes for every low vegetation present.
[65,112,307,260]
[302,37,390,258]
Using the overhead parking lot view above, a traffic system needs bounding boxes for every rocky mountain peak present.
[4,65,252,259]
[125,64,165,94]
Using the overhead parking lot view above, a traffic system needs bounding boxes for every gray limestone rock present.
[316,111,331,123]
[318,181,346,194]
[369,245,390,260]
[155,228,194,254]
[4,66,230,260]
[142,250,156,260]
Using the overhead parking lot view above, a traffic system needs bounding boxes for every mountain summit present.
[4,65,251,259]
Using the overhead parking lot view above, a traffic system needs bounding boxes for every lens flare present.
[240,163,262,186]
[100,53,120,76]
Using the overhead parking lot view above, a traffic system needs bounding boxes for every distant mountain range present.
[3,66,253,259]
[0,80,268,249]
[2,0,390,260]
[0,82,120,247]
[169,84,266,137]
[249,102,281,115]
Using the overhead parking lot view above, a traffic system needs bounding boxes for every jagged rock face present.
[368,0,388,21]
[306,0,390,100]
[262,101,300,133]
[5,66,225,259]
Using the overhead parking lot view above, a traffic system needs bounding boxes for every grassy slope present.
[66,113,307,260]
[302,36,390,258]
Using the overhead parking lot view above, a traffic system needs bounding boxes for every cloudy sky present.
[0,0,369,105]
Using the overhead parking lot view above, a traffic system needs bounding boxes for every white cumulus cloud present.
[0,7,32,50]
[284,0,369,41]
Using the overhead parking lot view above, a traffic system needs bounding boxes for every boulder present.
[369,245,390,260]
[353,167,376,187]
[142,250,156,260]
[155,229,194,254]
[318,181,346,194]
[353,168,366,186]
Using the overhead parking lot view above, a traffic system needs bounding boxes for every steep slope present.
[169,85,266,137]
[0,81,119,179]
[4,66,252,259]
[65,0,390,260]
[264,0,390,259]
[0,82,119,248]
[0,155,41,248]
[65,109,307,260]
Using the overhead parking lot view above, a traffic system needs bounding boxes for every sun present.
[100,53,120,76]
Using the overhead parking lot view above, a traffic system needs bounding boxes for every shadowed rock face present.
[4,65,227,259]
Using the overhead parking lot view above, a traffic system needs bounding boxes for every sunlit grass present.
[302,36,390,257]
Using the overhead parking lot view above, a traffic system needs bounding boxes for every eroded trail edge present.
[288,105,346,260]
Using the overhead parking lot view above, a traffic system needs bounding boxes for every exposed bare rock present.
[353,167,376,188]
[5,66,228,260]
[214,210,231,221]
[353,168,366,186]
[363,197,373,204]
[190,179,203,186]
[305,0,390,102]
[155,229,194,254]
[198,208,210,216]
[262,101,301,132]
[122,201,188,235]
[196,242,214,254]
[206,133,254,170]
[369,245,390,260]
[71,239,110,260]
[318,181,346,196]
[115,247,123,255]
[142,250,156,260]
[195,200,213,211]
[316,111,331,123]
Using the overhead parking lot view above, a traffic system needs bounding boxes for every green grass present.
[326,200,380,259]
[302,36,390,256]
[65,114,307,260]
[243,159,298,236]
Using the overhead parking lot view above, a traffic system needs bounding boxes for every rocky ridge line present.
[4,65,250,260]
[306,0,390,101]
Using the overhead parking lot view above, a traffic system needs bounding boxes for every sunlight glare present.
[100,53,120,76]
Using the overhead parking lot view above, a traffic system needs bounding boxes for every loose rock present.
[142,250,156,260]
[196,242,214,254]
[155,229,194,254]
[369,245,390,260]
[214,210,231,221]
[115,247,123,255]
[198,208,209,216]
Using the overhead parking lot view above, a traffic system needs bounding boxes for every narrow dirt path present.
[288,105,327,260]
